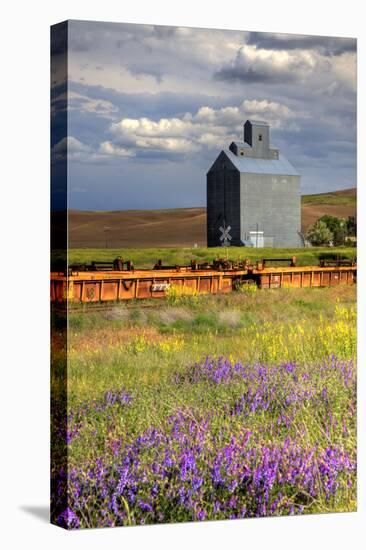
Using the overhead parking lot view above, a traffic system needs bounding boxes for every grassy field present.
[66,246,356,269]
[302,188,356,206]
[52,283,357,528]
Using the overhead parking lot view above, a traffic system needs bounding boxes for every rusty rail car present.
[51,256,356,304]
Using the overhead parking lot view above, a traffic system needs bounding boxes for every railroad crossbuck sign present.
[219,225,232,247]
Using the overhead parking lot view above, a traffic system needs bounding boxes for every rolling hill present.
[68,188,356,248]
[301,188,356,230]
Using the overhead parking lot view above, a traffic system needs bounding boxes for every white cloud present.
[68,91,119,118]
[331,52,357,92]
[52,136,133,163]
[99,141,136,157]
[105,99,303,157]
[52,136,92,162]
[52,96,309,163]
[216,44,318,84]
[109,117,202,153]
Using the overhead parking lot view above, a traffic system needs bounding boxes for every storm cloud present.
[246,32,356,56]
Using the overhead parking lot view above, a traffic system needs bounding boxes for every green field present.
[66,246,356,269]
[301,189,356,206]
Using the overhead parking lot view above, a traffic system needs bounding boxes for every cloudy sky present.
[51,20,357,210]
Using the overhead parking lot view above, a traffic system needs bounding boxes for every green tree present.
[306,220,333,246]
[346,216,357,237]
[318,215,346,246]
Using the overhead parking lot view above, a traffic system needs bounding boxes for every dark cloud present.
[127,63,165,84]
[67,20,172,53]
[215,64,298,84]
[246,32,356,56]
[214,46,312,84]
[151,25,177,39]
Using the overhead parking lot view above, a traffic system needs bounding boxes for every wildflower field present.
[51,283,356,528]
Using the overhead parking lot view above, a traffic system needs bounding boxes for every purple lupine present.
[51,356,356,528]
[57,507,80,529]
[55,410,355,527]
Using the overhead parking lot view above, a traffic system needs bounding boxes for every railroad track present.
[52,301,166,315]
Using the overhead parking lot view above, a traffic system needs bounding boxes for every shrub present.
[318,215,347,246]
[234,281,258,294]
[306,220,333,246]
[166,284,198,306]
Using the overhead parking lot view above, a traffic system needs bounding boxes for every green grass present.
[67,285,354,332]
[64,246,356,269]
[301,190,356,206]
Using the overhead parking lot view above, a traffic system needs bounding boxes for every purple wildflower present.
[57,507,80,529]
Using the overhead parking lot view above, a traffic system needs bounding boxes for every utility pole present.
[104,226,111,249]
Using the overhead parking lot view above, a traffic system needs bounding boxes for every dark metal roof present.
[223,149,300,176]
